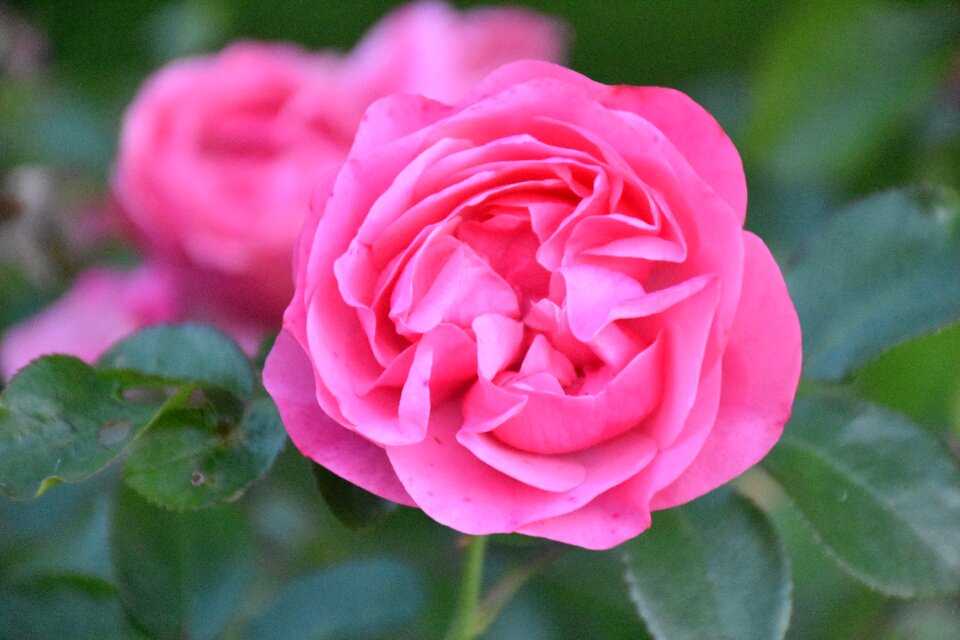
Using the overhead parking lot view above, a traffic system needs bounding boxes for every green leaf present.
[243,558,425,640]
[621,489,791,640]
[763,392,960,596]
[98,323,254,398]
[123,398,286,510]
[111,485,255,640]
[746,0,959,185]
[788,187,960,380]
[0,356,157,499]
[0,575,146,640]
[853,322,960,432]
[312,462,397,530]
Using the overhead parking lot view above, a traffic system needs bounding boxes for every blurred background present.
[1,0,959,638]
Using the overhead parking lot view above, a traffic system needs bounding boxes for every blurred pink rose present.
[113,1,566,326]
[344,0,567,106]
[1,266,180,378]
[264,61,802,549]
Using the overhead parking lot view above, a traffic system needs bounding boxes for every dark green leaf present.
[111,485,255,640]
[98,323,254,398]
[0,576,146,640]
[0,471,115,582]
[243,558,425,640]
[0,356,157,499]
[123,398,286,510]
[788,187,960,380]
[312,462,396,530]
[763,392,960,596]
[0,262,47,333]
[621,489,791,640]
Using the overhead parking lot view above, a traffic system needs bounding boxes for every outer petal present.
[263,331,414,505]
[650,233,802,509]
[603,86,746,222]
[387,401,655,535]
[517,484,651,550]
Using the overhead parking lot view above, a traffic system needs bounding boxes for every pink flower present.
[113,2,565,326]
[264,61,802,549]
[1,266,180,378]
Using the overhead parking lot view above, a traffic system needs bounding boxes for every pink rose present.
[113,2,565,326]
[264,61,802,549]
[1,266,180,379]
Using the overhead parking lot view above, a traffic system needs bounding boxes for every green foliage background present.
[1,1,959,638]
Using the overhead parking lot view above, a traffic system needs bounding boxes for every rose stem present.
[445,534,489,640]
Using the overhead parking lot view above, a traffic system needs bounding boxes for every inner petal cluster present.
[332,120,704,461]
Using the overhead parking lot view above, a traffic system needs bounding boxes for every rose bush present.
[264,60,802,549]
[113,1,564,326]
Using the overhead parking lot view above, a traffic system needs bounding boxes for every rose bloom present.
[113,1,565,327]
[0,266,180,379]
[264,61,802,549]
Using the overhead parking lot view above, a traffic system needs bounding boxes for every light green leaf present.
[763,392,960,596]
[746,0,959,185]
[98,323,254,398]
[243,558,425,640]
[0,356,158,499]
[788,187,960,380]
[111,486,255,640]
[853,322,960,432]
[123,398,286,510]
[621,489,791,640]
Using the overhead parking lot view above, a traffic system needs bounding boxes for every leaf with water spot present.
[123,398,286,510]
[0,356,159,499]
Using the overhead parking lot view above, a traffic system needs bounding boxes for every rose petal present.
[472,314,524,379]
[650,233,802,508]
[517,485,651,550]
[263,331,414,505]
[387,400,655,535]
[491,332,665,454]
